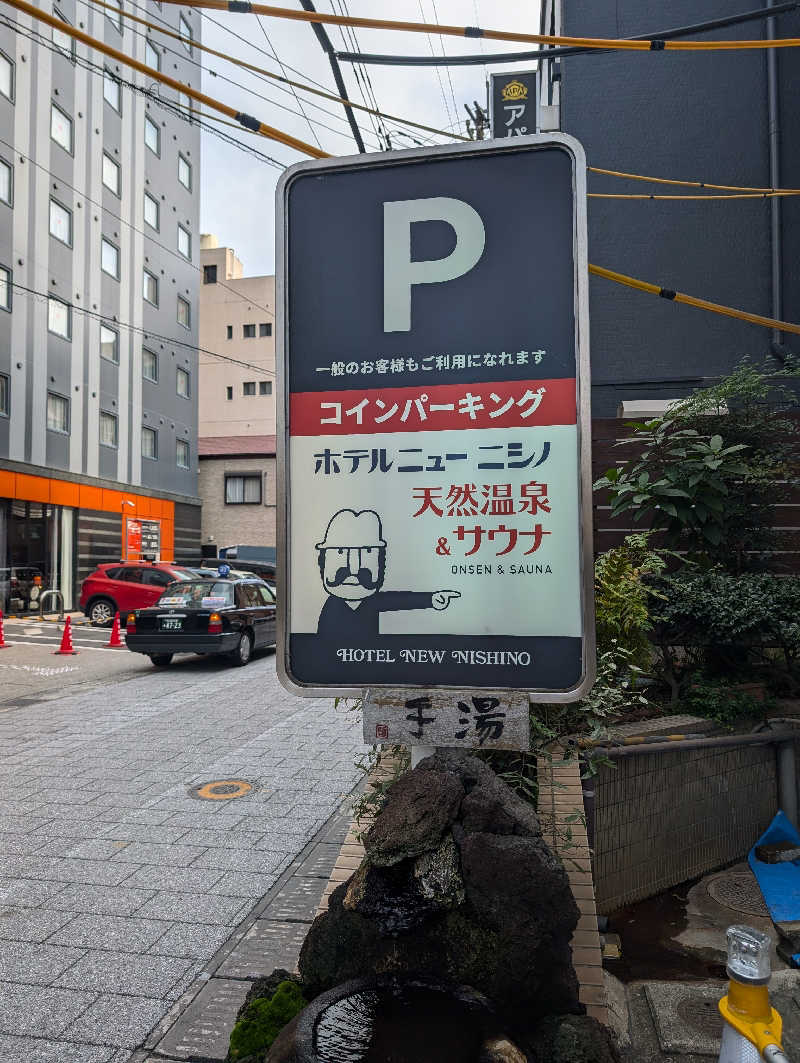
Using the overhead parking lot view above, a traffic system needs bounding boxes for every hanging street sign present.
[490,71,538,139]
[276,135,594,700]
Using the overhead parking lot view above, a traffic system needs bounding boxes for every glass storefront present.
[0,501,75,614]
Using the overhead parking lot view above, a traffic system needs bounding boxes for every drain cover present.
[676,995,723,1038]
[190,779,253,801]
[706,872,769,917]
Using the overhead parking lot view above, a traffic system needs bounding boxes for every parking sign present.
[277,136,594,699]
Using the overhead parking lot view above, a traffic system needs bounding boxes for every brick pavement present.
[0,654,364,1062]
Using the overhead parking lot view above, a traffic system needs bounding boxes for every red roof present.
[198,435,277,458]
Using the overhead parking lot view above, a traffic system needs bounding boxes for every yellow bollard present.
[718,925,788,1062]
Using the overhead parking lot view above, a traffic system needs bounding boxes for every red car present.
[79,562,198,625]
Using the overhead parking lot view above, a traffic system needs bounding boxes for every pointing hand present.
[432,590,462,611]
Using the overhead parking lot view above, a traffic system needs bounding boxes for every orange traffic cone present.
[0,610,9,649]
[105,611,124,648]
[54,615,78,655]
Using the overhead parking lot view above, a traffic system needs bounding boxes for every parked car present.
[125,576,276,667]
[79,562,199,625]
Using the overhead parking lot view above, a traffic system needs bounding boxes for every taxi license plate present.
[160,617,183,630]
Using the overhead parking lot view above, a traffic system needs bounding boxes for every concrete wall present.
[198,240,275,437]
[557,0,800,416]
[198,454,276,551]
[0,0,200,495]
[592,742,797,913]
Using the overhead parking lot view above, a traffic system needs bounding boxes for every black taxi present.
[125,572,276,667]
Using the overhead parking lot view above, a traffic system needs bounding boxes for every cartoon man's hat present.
[315,509,386,550]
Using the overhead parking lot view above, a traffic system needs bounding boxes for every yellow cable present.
[588,165,800,194]
[2,0,329,158]
[86,0,469,143]
[588,191,800,200]
[156,0,800,51]
[589,264,800,335]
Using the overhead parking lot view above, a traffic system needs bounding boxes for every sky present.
[198,2,543,276]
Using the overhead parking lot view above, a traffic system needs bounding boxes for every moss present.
[227,981,307,1062]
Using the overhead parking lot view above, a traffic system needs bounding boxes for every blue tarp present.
[748,811,800,926]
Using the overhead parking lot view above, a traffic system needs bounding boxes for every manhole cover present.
[676,995,723,1038]
[190,779,253,801]
[706,872,769,917]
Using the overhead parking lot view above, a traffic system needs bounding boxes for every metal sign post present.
[490,71,538,139]
[276,135,594,736]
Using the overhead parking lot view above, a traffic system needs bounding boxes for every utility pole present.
[464,100,489,140]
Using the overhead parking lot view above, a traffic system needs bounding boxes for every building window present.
[142,425,157,459]
[52,11,75,58]
[102,152,120,196]
[101,237,120,279]
[179,14,192,52]
[47,296,70,338]
[0,266,10,311]
[177,295,190,328]
[145,39,159,69]
[178,154,191,189]
[0,158,11,206]
[243,381,256,396]
[143,268,158,305]
[176,439,189,468]
[259,380,272,396]
[242,324,255,339]
[143,191,159,230]
[106,0,122,31]
[100,324,118,363]
[203,264,217,284]
[226,324,232,339]
[49,198,72,245]
[47,392,69,433]
[226,385,232,400]
[225,474,262,505]
[142,348,158,381]
[100,411,118,448]
[176,366,190,397]
[259,322,272,337]
[177,224,191,259]
[50,103,73,153]
[103,69,121,112]
[144,114,159,155]
[0,52,13,101]
[0,374,8,416]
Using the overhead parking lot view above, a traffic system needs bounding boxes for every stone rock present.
[529,1015,622,1063]
[364,766,464,866]
[413,834,465,907]
[262,1012,301,1063]
[300,751,583,1030]
[480,1036,529,1062]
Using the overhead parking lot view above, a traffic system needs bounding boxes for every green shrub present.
[227,981,307,1062]
[679,679,774,730]
[594,532,666,669]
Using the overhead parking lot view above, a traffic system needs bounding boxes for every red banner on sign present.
[290,377,576,437]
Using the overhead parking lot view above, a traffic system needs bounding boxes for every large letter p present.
[383,197,486,333]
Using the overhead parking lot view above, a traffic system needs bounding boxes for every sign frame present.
[275,133,595,702]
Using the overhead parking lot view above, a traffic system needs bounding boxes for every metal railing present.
[38,589,64,621]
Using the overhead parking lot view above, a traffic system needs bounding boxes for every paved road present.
[0,651,364,1062]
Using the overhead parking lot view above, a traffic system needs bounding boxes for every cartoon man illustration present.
[316,508,460,638]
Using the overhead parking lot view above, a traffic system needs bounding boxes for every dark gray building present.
[0,0,202,610]
[539,0,799,416]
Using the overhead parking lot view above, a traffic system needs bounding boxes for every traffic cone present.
[0,611,9,648]
[718,925,788,1063]
[54,615,78,655]
[105,611,124,648]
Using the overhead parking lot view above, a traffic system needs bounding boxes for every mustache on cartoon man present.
[316,508,460,639]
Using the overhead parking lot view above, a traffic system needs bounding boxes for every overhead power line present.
[297,0,365,153]
[589,265,800,335]
[589,192,800,200]
[2,0,328,158]
[85,0,463,143]
[153,0,800,52]
[334,1,800,66]
[589,165,800,194]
